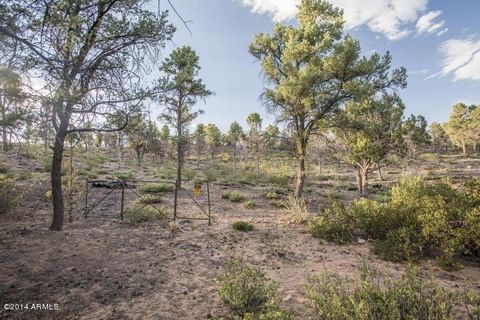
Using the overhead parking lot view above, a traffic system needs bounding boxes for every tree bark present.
[176,117,182,189]
[294,156,306,198]
[356,169,363,195]
[50,130,66,231]
[68,137,74,223]
[361,168,368,196]
[1,99,7,153]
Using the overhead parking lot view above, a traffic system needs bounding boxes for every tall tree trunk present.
[462,142,467,156]
[294,138,307,198]
[68,136,74,223]
[1,100,7,153]
[294,156,306,198]
[50,130,66,231]
[176,119,182,189]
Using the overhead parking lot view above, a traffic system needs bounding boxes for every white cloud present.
[238,0,428,40]
[438,37,480,81]
[239,0,297,22]
[436,28,448,37]
[416,10,445,35]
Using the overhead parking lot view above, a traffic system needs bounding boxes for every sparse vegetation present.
[0,174,18,214]
[139,183,174,194]
[125,205,168,223]
[232,221,254,232]
[310,178,480,269]
[306,262,478,320]
[243,200,256,209]
[0,0,479,318]
[223,191,247,203]
[219,259,291,319]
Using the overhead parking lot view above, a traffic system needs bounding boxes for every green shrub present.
[219,259,281,318]
[0,174,18,214]
[125,205,167,223]
[156,162,177,179]
[269,200,286,208]
[243,200,256,209]
[313,178,480,269]
[310,202,354,244]
[232,221,254,232]
[114,171,134,181]
[139,183,174,194]
[223,191,246,203]
[135,194,162,205]
[306,263,472,320]
[263,191,281,200]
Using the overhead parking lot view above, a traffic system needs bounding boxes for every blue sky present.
[151,0,480,131]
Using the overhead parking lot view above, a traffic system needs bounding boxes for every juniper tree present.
[403,114,430,156]
[430,122,450,153]
[249,0,407,197]
[333,94,406,195]
[445,103,471,156]
[204,123,222,164]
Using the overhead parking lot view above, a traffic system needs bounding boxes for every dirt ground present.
[1,154,480,319]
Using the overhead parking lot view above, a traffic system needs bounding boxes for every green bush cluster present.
[139,183,174,194]
[125,205,167,223]
[310,178,480,269]
[218,259,292,320]
[222,191,246,203]
[0,174,18,214]
[263,188,286,200]
[114,171,134,181]
[232,221,254,232]
[306,262,479,320]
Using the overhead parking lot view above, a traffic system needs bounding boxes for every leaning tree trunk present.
[50,129,67,231]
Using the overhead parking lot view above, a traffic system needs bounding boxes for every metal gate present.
[83,179,212,225]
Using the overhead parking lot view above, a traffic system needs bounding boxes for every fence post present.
[120,180,125,221]
[207,181,211,226]
[84,178,89,218]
